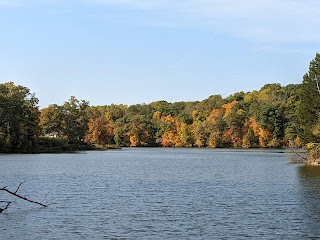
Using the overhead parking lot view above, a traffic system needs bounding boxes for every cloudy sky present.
[0,0,318,107]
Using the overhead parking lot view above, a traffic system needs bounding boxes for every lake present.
[1,148,320,239]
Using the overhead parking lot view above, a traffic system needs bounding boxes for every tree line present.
[1,53,320,153]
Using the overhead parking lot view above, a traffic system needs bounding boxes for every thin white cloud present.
[183,0,320,43]
[84,0,320,44]
[85,0,173,10]
[3,0,320,44]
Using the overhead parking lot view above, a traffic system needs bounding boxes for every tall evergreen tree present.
[297,53,320,143]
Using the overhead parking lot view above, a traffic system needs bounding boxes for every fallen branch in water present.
[291,147,308,160]
[0,182,48,213]
[0,201,11,213]
[288,145,308,163]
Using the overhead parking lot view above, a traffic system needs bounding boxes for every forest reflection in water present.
[297,165,320,238]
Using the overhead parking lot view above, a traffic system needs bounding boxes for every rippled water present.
[1,148,320,239]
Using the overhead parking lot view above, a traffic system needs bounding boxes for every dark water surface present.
[1,148,320,239]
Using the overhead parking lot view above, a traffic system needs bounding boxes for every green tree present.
[297,53,320,143]
[0,82,40,153]
[282,84,302,146]
[256,103,286,147]
[61,96,90,141]
[195,94,224,121]
[40,104,64,135]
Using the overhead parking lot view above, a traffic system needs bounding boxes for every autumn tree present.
[206,109,226,148]
[85,117,109,145]
[222,100,245,148]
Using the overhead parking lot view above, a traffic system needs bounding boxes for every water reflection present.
[297,165,320,238]
[2,150,320,239]
[299,165,320,178]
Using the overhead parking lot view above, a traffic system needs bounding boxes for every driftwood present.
[290,147,308,160]
[0,182,47,213]
[288,146,308,163]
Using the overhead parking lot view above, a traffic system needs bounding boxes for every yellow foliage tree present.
[85,117,108,145]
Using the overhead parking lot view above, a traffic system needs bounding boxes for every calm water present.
[1,148,320,239]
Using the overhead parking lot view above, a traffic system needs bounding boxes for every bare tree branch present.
[315,75,320,95]
[14,181,25,194]
[291,149,308,161]
[41,191,51,205]
[0,182,48,212]
[288,145,308,163]
[0,201,11,213]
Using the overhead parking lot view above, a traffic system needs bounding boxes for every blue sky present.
[0,0,318,107]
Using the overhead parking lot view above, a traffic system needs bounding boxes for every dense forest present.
[1,53,320,153]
